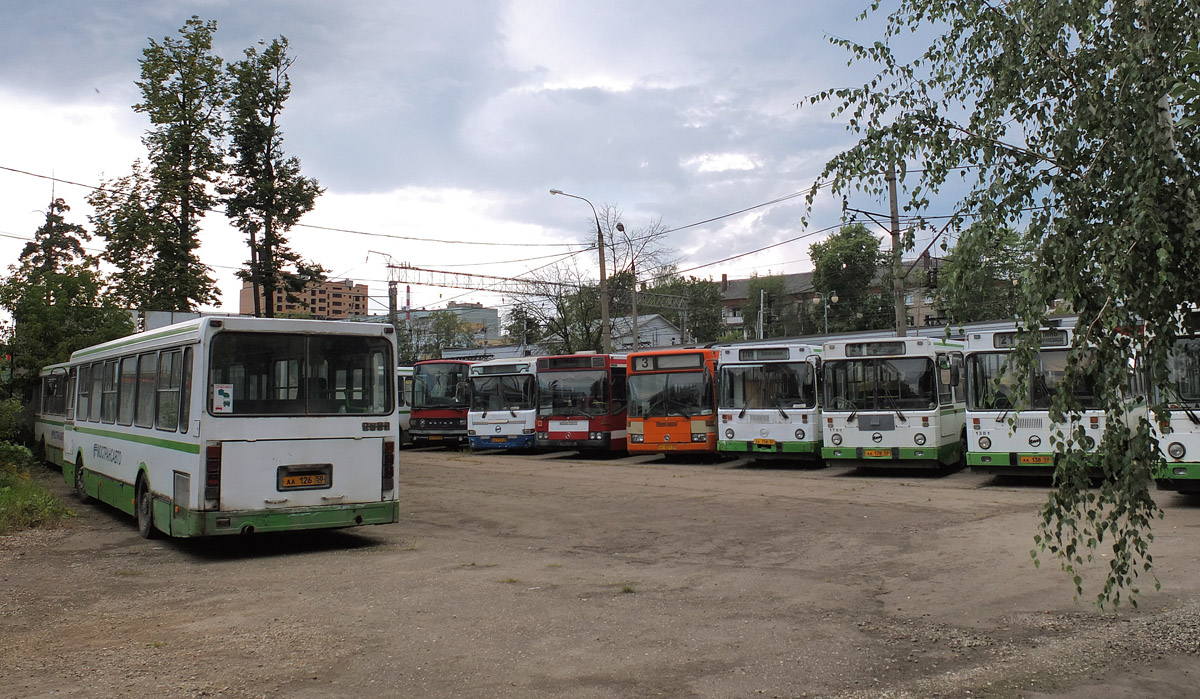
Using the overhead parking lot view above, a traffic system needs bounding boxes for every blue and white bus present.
[467,357,538,450]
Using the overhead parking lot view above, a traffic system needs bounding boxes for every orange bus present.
[627,348,719,454]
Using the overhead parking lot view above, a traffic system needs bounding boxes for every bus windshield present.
[208,332,393,415]
[719,362,814,410]
[1168,339,1200,407]
[628,371,713,418]
[413,363,471,410]
[471,374,537,412]
[967,349,1100,410]
[825,358,936,411]
[538,370,610,416]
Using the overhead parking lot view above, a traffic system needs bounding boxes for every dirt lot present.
[2,449,1200,699]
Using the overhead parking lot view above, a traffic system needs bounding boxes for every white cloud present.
[682,152,760,173]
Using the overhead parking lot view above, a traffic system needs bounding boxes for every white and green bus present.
[52,316,400,538]
[33,361,72,466]
[716,343,824,461]
[964,325,1103,475]
[821,337,966,469]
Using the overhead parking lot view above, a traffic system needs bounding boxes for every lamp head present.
[549,189,562,195]
[616,222,625,233]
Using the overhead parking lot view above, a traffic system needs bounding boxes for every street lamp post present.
[812,291,838,334]
[550,189,611,354]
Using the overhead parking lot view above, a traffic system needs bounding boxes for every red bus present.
[535,354,628,451]
[627,348,719,454]
[410,359,475,446]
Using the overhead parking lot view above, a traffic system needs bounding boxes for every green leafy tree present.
[419,311,475,359]
[809,0,1199,606]
[645,273,724,343]
[510,262,604,355]
[0,199,133,397]
[225,36,325,317]
[130,15,224,311]
[503,303,544,346]
[809,224,885,332]
[89,162,163,308]
[937,225,1030,324]
[742,275,792,340]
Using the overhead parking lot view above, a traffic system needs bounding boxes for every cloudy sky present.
[0,0,938,319]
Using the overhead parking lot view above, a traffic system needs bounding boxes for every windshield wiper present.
[776,402,789,419]
[880,387,907,423]
[738,402,748,419]
[1167,386,1200,425]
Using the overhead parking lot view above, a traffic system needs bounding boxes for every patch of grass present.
[498,577,520,584]
[621,585,636,594]
[0,445,72,535]
[115,569,145,577]
[145,641,166,649]
[545,563,563,569]
[462,562,499,568]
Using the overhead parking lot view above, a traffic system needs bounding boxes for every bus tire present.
[136,478,157,540]
[73,458,91,503]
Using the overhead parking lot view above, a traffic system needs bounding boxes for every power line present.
[0,164,586,249]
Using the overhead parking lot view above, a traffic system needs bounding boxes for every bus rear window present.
[209,332,393,416]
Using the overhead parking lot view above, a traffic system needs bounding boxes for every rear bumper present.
[167,500,400,537]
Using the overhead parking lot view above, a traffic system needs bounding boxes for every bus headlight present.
[1168,442,1186,459]
[794,428,805,440]
[830,433,842,446]
[725,428,735,439]
[630,434,644,444]
[692,433,709,443]
[914,433,926,446]
[978,436,992,450]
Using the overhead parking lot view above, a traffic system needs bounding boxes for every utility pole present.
[757,288,766,340]
[388,281,399,336]
[888,155,907,337]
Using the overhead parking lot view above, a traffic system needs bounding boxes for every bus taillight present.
[204,442,222,506]
[382,439,396,492]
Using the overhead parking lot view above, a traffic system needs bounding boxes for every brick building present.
[239,279,369,319]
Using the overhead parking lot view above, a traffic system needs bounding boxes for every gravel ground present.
[2,449,1199,698]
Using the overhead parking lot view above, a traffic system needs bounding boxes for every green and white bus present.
[716,343,824,461]
[964,325,1104,475]
[51,316,400,538]
[33,361,72,466]
[821,336,966,469]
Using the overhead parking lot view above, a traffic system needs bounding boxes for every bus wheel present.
[73,459,91,503]
[136,479,157,539]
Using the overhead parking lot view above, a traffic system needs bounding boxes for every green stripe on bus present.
[37,418,66,427]
[72,324,198,359]
[70,424,201,454]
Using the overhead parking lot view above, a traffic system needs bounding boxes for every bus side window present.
[136,353,157,428]
[157,350,182,432]
[179,347,193,430]
[611,368,627,413]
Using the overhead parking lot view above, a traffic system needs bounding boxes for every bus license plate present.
[754,438,776,447]
[659,444,678,451]
[1019,455,1052,464]
[282,473,327,488]
[864,448,891,458]
[429,435,443,440]
[491,437,508,443]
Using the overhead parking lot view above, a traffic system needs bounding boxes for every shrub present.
[0,440,70,534]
